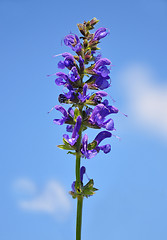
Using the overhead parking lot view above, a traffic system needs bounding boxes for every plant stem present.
[75,106,83,240]
[76,196,83,240]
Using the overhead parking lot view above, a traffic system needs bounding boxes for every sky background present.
[1,0,167,239]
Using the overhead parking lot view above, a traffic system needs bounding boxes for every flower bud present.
[89,17,99,27]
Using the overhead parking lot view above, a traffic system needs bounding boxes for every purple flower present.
[81,134,97,159]
[58,52,75,70]
[92,91,108,104]
[94,75,110,90]
[89,103,118,130]
[94,58,111,70]
[78,84,90,102]
[93,27,109,41]
[68,66,80,82]
[53,105,69,125]
[55,72,69,86]
[81,131,112,159]
[63,116,82,146]
[91,58,111,90]
[64,34,82,52]
[53,106,74,125]
[94,131,111,154]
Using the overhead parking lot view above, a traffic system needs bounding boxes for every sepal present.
[82,179,98,198]
[69,179,98,199]
[57,137,76,150]
[87,140,97,150]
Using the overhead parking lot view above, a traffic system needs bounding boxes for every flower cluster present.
[49,18,119,197]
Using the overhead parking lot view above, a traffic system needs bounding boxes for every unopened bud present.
[90,17,99,26]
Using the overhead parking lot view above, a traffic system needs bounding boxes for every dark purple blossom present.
[53,106,75,125]
[64,34,82,52]
[91,58,111,90]
[94,75,110,90]
[81,131,112,159]
[93,27,109,41]
[89,103,118,130]
[58,52,75,70]
[53,105,69,125]
[81,134,97,159]
[63,116,82,146]
[94,58,111,70]
[55,72,69,86]
[92,91,108,104]
[96,144,111,153]
[69,66,80,82]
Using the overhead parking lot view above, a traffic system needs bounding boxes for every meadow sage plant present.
[49,17,119,240]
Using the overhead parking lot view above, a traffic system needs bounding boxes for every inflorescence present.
[49,18,120,199]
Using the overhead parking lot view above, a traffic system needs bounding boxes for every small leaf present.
[57,144,74,150]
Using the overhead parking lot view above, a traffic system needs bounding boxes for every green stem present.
[76,196,83,240]
[75,106,83,240]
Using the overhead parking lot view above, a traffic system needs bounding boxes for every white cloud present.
[14,178,36,194]
[120,64,167,140]
[15,179,72,219]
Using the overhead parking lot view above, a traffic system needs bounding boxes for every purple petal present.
[94,58,111,70]
[63,134,70,141]
[81,134,88,153]
[56,72,69,81]
[94,27,109,40]
[83,84,88,96]
[54,105,68,118]
[94,131,112,145]
[58,61,65,69]
[72,116,82,138]
[71,181,75,192]
[96,91,108,97]
[62,52,74,59]
[102,99,109,106]
[85,149,97,159]
[94,76,110,90]
[107,105,119,114]
[53,118,65,125]
[103,118,115,130]
[55,77,66,86]
[68,107,74,118]
[66,125,73,132]
[98,144,111,153]
[80,166,86,182]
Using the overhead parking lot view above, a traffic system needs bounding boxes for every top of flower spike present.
[49,18,121,161]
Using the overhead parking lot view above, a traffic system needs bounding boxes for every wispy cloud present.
[120,64,167,140]
[14,178,36,194]
[14,179,72,220]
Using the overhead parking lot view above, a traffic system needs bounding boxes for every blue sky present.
[1,0,167,239]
